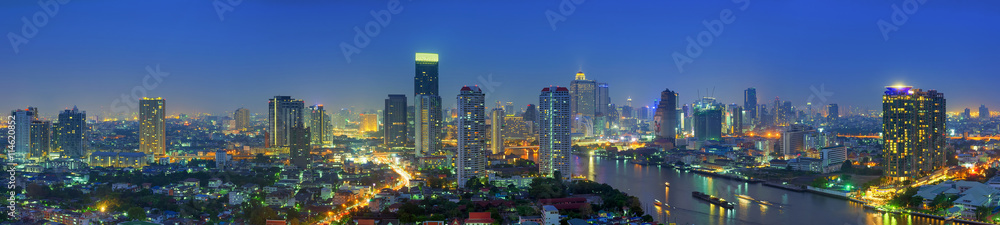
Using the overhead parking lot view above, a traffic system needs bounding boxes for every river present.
[571,155,970,225]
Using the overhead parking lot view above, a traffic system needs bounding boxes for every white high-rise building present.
[539,86,572,179]
[457,86,486,187]
[10,107,37,162]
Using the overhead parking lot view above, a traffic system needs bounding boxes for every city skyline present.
[3,1,1000,117]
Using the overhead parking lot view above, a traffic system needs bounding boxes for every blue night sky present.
[2,0,999,118]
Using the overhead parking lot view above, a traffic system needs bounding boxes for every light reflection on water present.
[571,155,969,225]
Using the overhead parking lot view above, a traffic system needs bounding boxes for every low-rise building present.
[541,205,559,225]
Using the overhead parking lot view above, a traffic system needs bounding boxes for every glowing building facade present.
[882,86,946,181]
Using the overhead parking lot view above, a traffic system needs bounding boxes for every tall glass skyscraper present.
[56,106,87,159]
[268,96,305,147]
[414,53,439,96]
[308,105,329,145]
[414,53,442,157]
[383,94,407,147]
[140,98,166,156]
[570,71,596,136]
[457,86,486,187]
[882,86,946,181]
[539,86,571,179]
[744,88,757,126]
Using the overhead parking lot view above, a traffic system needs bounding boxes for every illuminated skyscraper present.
[980,104,990,119]
[414,53,443,157]
[728,104,743,135]
[234,108,250,131]
[140,98,166,156]
[383,94,407,147]
[655,89,678,147]
[29,120,51,161]
[289,126,311,168]
[570,71,596,135]
[596,83,610,116]
[457,86,486,187]
[539,86,571,179]
[56,106,87,159]
[882,86,946,181]
[415,95,441,157]
[361,113,379,132]
[415,53,439,96]
[308,105,329,145]
[744,88,757,126]
[693,97,722,142]
[268,96,305,147]
[490,108,504,155]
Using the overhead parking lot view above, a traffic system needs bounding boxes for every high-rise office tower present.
[963,108,972,120]
[29,120,51,161]
[570,71,596,135]
[268,96,305,147]
[490,108,504,155]
[415,95,442,157]
[234,108,250,131]
[415,53,439,96]
[384,95,407,147]
[140,98,166,156]
[414,53,443,157]
[457,86,487,187]
[655,89,679,147]
[883,86,946,181]
[10,107,37,161]
[744,88,757,126]
[56,106,87,159]
[308,105,329,145]
[826,104,839,122]
[596,83,610,116]
[289,126,311,168]
[539,86,571,179]
[980,104,990,119]
[361,113,379,132]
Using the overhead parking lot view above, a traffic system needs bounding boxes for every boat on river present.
[692,192,735,209]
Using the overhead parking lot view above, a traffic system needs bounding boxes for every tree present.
[976,205,992,221]
[810,177,828,188]
[840,160,854,173]
[909,196,924,209]
[254,153,272,164]
[465,176,481,190]
[126,207,147,221]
